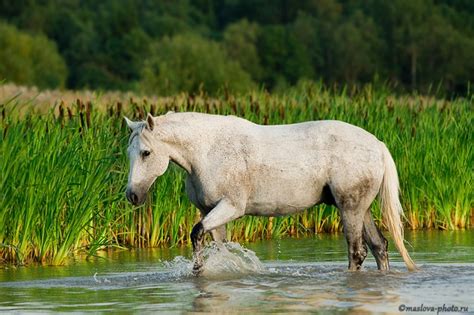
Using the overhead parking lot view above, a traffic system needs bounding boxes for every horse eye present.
[141,150,151,158]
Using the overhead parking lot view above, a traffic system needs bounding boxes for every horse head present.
[125,114,170,206]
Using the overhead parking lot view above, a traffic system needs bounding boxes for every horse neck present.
[157,117,201,174]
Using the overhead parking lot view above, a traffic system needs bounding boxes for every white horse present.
[125,112,416,274]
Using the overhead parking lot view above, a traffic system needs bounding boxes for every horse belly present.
[245,175,323,216]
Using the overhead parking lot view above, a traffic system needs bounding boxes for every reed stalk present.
[1,85,472,265]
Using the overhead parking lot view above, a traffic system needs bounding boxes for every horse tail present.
[379,142,417,271]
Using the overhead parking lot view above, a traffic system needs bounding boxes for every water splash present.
[92,272,111,284]
[163,242,265,277]
[201,242,265,276]
[163,256,194,278]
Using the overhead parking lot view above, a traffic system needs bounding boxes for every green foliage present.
[330,10,383,83]
[140,33,255,95]
[222,19,263,81]
[0,88,472,265]
[0,0,473,94]
[0,22,67,89]
[258,25,313,89]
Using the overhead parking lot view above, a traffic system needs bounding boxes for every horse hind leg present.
[363,210,389,270]
[339,209,368,271]
[334,178,381,271]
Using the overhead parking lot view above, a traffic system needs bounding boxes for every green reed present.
[0,85,472,265]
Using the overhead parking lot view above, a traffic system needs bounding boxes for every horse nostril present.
[126,189,139,205]
[131,192,138,205]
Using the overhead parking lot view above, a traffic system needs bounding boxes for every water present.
[0,230,472,313]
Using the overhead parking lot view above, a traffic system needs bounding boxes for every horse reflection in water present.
[189,266,404,313]
[124,112,416,275]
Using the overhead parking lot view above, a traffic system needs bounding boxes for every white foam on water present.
[163,255,194,278]
[163,242,265,278]
[201,242,265,276]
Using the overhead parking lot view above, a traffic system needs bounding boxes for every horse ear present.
[124,116,140,130]
[146,113,155,131]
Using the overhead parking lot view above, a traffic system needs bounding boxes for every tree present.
[306,0,343,82]
[0,0,472,95]
[0,22,67,89]
[257,25,313,89]
[392,0,432,90]
[291,12,323,80]
[417,11,474,93]
[222,19,263,81]
[330,10,383,83]
[140,33,255,95]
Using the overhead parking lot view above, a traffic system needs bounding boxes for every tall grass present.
[1,84,472,265]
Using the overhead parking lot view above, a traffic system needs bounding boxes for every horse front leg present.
[191,199,244,276]
[211,225,227,243]
[191,222,205,275]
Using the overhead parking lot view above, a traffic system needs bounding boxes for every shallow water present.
[0,230,473,313]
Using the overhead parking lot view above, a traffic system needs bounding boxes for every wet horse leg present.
[197,208,227,243]
[191,200,243,275]
[191,211,228,275]
[191,222,205,275]
[340,209,368,271]
[332,175,381,271]
[363,210,389,270]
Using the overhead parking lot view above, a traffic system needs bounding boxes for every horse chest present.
[185,175,224,211]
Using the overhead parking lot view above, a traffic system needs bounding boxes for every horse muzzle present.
[126,188,145,206]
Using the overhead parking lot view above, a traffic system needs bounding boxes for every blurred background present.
[1,0,473,97]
